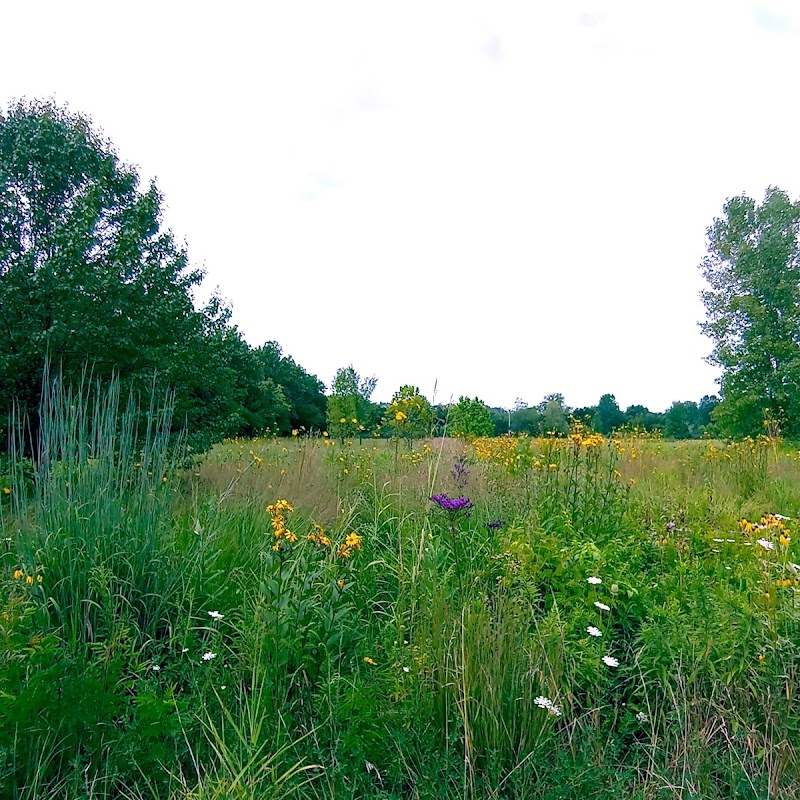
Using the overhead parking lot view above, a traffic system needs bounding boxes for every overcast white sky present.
[3,0,800,411]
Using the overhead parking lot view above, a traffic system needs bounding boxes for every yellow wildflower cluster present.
[739,513,791,539]
[567,424,605,449]
[13,568,42,586]
[307,523,332,548]
[776,577,799,588]
[338,531,362,558]
[266,499,297,550]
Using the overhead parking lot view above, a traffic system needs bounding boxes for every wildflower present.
[430,494,473,512]
[36,575,42,583]
[534,695,562,716]
[395,411,407,421]
[757,538,776,551]
[636,711,648,722]
[780,534,791,547]
[322,431,329,437]
[2,487,10,495]
[13,569,23,580]
[182,647,189,653]
[587,576,602,585]
[208,611,224,621]
[594,601,611,611]
[337,579,345,588]
[25,575,33,585]
[339,417,346,424]
[351,418,358,424]
[292,429,299,436]
[403,666,410,673]
[587,626,602,638]
[775,514,791,521]
[364,657,377,666]
[151,664,161,672]
[602,655,619,667]
[202,651,217,661]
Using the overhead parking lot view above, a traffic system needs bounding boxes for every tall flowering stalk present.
[430,493,473,605]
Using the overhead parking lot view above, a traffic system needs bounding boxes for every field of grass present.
[2,385,799,798]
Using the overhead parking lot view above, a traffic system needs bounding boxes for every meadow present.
[1,383,799,799]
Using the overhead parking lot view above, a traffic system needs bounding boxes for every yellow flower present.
[364,657,377,666]
[779,534,791,547]
[395,411,407,421]
[25,575,34,586]
[345,532,362,551]
[2,486,10,495]
[13,569,23,580]
[37,575,42,583]
[337,579,345,588]
[322,431,329,437]
[292,429,299,436]
[339,417,346,424]
[351,418,358,424]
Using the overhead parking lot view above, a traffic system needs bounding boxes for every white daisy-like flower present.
[151,664,161,671]
[635,711,648,722]
[712,538,724,542]
[775,514,791,521]
[726,539,736,543]
[202,651,217,661]
[403,666,410,673]
[534,695,553,709]
[602,655,619,667]
[594,601,611,611]
[757,538,776,551]
[181,647,189,653]
[587,576,602,585]
[587,626,602,637]
[208,610,224,620]
[789,563,800,572]
[548,704,563,717]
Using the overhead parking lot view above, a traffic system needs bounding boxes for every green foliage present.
[700,186,800,438]
[383,385,432,444]
[593,393,625,435]
[326,365,378,439]
[448,395,494,439]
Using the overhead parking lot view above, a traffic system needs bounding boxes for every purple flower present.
[451,455,469,488]
[431,494,473,513]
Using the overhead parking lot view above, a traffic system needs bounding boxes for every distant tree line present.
[5,100,793,448]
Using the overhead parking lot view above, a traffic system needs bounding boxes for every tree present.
[449,396,494,440]
[700,187,800,438]
[593,394,625,435]
[384,385,432,446]
[0,100,208,445]
[327,365,378,439]
[254,341,326,433]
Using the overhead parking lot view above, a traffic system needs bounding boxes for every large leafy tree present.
[0,100,204,440]
[700,187,800,437]
[326,365,378,438]
[448,396,494,440]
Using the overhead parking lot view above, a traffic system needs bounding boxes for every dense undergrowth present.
[1,383,799,798]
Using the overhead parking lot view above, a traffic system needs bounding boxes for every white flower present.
[635,711,648,722]
[712,538,724,542]
[757,538,776,551]
[181,647,189,653]
[534,695,561,716]
[587,576,602,585]
[726,539,736,543]
[202,651,217,661]
[151,664,161,671]
[594,601,611,611]
[602,655,619,667]
[775,514,791,521]
[587,626,602,638]
[402,666,410,673]
[220,685,226,690]
[208,610,224,620]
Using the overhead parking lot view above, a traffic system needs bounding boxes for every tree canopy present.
[700,187,800,438]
